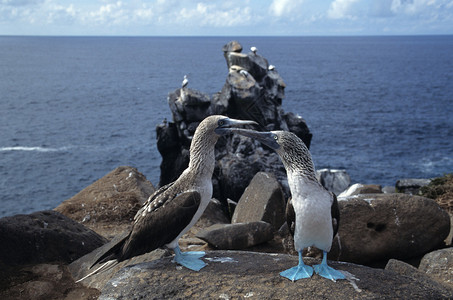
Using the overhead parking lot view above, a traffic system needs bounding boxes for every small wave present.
[0,146,70,153]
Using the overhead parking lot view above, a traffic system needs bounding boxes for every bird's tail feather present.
[75,260,116,283]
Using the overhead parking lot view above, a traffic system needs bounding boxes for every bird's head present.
[197,115,258,137]
[230,129,313,172]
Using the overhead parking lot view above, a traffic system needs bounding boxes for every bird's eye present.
[273,135,278,140]
[218,120,225,126]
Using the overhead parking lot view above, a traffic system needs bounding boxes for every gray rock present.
[196,222,274,250]
[331,194,451,265]
[316,169,351,195]
[419,248,453,288]
[396,178,432,195]
[0,210,107,266]
[339,183,382,197]
[385,259,452,291]
[99,250,453,299]
[232,172,285,230]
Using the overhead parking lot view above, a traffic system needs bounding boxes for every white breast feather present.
[288,172,334,252]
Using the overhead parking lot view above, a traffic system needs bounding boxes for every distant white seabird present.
[239,69,249,78]
[251,46,257,55]
[182,75,189,88]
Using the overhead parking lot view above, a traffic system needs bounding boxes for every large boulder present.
[231,172,285,230]
[55,166,155,239]
[98,251,452,299]
[0,210,106,267]
[330,194,451,265]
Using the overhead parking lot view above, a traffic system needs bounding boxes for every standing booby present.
[250,46,258,55]
[268,64,275,71]
[231,129,345,282]
[84,116,257,278]
[182,75,189,88]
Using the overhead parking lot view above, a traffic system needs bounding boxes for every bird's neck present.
[283,159,317,183]
[187,132,218,179]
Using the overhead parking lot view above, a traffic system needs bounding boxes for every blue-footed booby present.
[231,129,345,282]
[81,116,257,280]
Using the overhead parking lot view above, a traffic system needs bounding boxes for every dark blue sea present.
[1,36,452,217]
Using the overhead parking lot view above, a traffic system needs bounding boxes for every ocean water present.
[1,36,452,217]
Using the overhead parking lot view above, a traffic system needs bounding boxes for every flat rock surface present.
[100,251,452,300]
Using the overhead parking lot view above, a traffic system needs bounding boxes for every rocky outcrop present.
[55,166,155,239]
[330,193,450,265]
[156,41,312,204]
[0,210,106,267]
[98,251,452,299]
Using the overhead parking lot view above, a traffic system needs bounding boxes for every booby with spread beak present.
[231,129,345,282]
[82,116,257,279]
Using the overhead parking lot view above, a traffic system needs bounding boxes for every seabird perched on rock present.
[268,65,275,71]
[251,46,258,55]
[182,75,189,88]
[231,129,345,282]
[239,69,249,78]
[78,116,257,281]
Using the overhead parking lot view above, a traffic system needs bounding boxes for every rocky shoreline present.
[1,41,452,299]
[1,166,452,299]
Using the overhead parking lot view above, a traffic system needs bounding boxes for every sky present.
[1,0,452,36]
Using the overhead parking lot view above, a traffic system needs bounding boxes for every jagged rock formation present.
[156,41,312,203]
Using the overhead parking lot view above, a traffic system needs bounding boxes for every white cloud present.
[327,0,360,19]
[0,0,452,35]
[391,0,437,15]
[269,0,305,17]
[176,2,253,27]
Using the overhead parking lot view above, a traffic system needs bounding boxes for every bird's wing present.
[91,188,201,266]
[89,182,176,267]
[331,193,340,238]
[285,197,296,236]
[134,181,174,222]
[117,189,201,261]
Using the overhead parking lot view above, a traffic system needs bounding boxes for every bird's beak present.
[215,118,258,135]
[229,128,280,150]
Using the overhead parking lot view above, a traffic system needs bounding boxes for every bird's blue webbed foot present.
[313,251,345,281]
[280,252,313,281]
[173,246,206,271]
